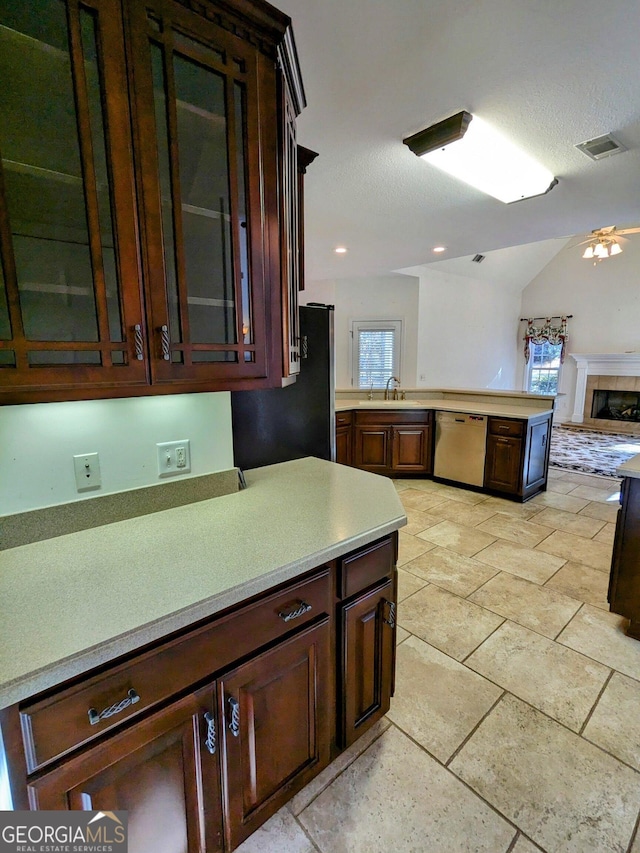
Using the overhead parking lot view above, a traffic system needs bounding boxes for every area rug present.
[549,426,640,477]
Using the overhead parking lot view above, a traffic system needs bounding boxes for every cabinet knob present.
[203,711,217,755]
[88,688,140,726]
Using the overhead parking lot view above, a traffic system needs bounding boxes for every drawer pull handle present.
[382,599,396,628]
[278,601,312,623]
[88,688,140,726]
[498,425,510,431]
[204,711,216,755]
[228,696,240,737]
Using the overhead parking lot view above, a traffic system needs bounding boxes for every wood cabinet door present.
[341,578,395,748]
[353,425,390,471]
[219,619,331,850]
[27,688,224,853]
[0,0,147,403]
[524,418,550,489]
[391,424,431,473]
[126,0,278,387]
[484,435,522,493]
[336,425,352,465]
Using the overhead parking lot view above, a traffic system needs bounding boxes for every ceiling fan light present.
[594,241,608,258]
[610,241,622,255]
[582,245,595,259]
[403,112,557,204]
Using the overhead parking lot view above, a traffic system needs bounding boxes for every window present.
[351,320,402,388]
[526,341,562,394]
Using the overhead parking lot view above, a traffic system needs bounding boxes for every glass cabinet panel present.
[0,0,144,393]
[133,5,264,377]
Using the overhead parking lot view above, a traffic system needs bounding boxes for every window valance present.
[523,316,569,363]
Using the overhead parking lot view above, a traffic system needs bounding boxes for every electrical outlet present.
[157,440,191,477]
[73,452,101,492]
[419,374,426,382]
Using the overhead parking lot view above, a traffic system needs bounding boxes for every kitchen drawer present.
[20,568,330,772]
[354,410,431,426]
[338,536,395,599]
[336,411,352,427]
[488,418,524,437]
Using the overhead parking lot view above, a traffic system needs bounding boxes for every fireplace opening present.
[592,389,640,422]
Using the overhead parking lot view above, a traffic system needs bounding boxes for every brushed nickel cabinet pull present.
[88,688,140,726]
[228,696,240,737]
[134,324,144,360]
[204,711,216,755]
[382,599,396,629]
[160,325,170,360]
[278,601,312,623]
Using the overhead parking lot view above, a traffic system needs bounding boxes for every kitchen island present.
[0,458,405,849]
[608,454,640,638]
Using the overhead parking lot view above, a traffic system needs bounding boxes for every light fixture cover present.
[403,111,557,204]
[610,241,622,255]
[582,245,595,259]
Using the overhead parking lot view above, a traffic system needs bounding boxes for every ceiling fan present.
[575,225,640,261]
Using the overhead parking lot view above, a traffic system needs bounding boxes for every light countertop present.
[0,458,406,709]
[335,399,553,419]
[617,453,640,479]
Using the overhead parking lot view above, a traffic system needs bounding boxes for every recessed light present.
[433,246,446,253]
[334,247,348,254]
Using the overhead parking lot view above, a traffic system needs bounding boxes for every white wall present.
[415,268,522,389]
[1,393,234,515]
[520,235,640,422]
[302,275,419,389]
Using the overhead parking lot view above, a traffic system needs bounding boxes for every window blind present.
[358,328,395,388]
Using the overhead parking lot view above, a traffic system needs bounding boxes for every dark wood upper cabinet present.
[0,0,306,403]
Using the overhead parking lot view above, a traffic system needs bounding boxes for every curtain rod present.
[519,314,573,322]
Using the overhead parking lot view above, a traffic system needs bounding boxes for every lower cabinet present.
[341,578,395,747]
[2,533,397,852]
[219,620,331,849]
[335,412,353,466]
[608,476,640,639]
[352,411,433,476]
[27,687,225,853]
[484,414,551,500]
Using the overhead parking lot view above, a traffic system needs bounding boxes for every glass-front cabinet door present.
[0,0,146,400]
[127,0,276,384]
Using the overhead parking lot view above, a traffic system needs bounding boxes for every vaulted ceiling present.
[281,0,640,282]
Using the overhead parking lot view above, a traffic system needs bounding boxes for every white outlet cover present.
[157,440,191,477]
[73,452,101,492]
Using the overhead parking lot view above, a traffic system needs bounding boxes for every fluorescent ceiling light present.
[334,246,348,254]
[403,111,557,204]
[432,246,446,253]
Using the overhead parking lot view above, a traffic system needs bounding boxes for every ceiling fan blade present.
[617,227,640,236]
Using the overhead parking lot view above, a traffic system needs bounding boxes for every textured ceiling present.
[280,0,640,281]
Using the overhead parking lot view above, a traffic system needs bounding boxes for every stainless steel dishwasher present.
[433,411,488,487]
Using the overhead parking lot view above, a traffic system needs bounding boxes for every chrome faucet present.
[384,376,400,400]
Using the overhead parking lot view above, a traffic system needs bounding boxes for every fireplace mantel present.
[570,353,640,423]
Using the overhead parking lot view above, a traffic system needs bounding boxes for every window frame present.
[524,340,563,395]
[350,319,402,389]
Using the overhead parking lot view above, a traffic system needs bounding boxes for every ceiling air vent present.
[575,133,626,161]
[471,254,485,263]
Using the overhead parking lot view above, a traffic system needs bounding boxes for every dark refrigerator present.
[231,304,335,469]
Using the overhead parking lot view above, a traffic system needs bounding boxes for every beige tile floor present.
[236,468,640,853]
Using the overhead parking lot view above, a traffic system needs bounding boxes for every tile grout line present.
[625,808,640,853]
[578,668,614,737]
[291,813,323,853]
[459,616,507,662]
[383,713,525,848]
[444,689,507,768]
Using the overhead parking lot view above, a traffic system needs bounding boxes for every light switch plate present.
[157,440,191,477]
[73,452,101,491]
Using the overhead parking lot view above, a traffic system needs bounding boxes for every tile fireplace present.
[570,353,640,435]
